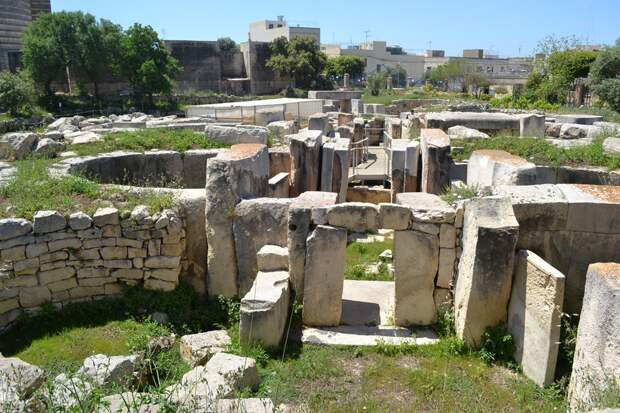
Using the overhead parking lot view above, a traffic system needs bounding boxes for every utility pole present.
[363,30,371,44]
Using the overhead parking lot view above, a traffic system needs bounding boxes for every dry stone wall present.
[0,207,188,329]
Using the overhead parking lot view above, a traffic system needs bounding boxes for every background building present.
[0,0,51,72]
[249,16,320,44]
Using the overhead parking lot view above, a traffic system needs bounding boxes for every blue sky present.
[52,0,619,57]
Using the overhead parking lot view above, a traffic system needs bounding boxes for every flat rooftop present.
[188,97,322,109]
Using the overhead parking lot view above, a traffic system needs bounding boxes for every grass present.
[451,135,620,171]
[69,129,228,157]
[344,236,394,281]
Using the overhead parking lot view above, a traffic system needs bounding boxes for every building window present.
[377,64,382,72]
[268,24,274,29]
[277,24,283,28]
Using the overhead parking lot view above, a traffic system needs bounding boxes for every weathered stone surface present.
[424,111,520,132]
[559,123,601,140]
[454,197,519,347]
[303,225,346,326]
[19,286,51,308]
[33,210,66,234]
[379,203,412,230]
[439,224,456,248]
[48,373,93,411]
[0,218,32,241]
[77,354,142,386]
[602,137,620,156]
[396,192,456,223]
[34,138,65,158]
[257,245,289,272]
[0,357,44,400]
[240,271,290,348]
[93,208,119,227]
[0,132,38,160]
[233,198,292,296]
[216,398,275,413]
[288,129,323,197]
[507,250,565,387]
[327,202,380,232]
[179,330,231,367]
[420,129,451,194]
[97,392,158,413]
[467,150,537,188]
[437,248,456,289]
[519,114,545,138]
[394,230,439,326]
[205,124,268,145]
[568,263,620,412]
[559,184,620,234]
[287,192,338,301]
[448,125,489,139]
[68,212,92,230]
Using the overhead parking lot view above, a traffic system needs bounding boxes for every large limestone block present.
[240,271,290,348]
[287,192,338,300]
[558,184,620,234]
[394,230,439,326]
[205,124,268,145]
[257,245,289,272]
[288,130,323,197]
[320,138,350,203]
[519,114,545,138]
[0,132,38,160]
[179,330,231,367]
[454,197,519,347]
[77,354,142,386]
[303,225,346,326]
[420,129,451,194]
[233,198,292,296]
[507,250,565,387]
[379,203,412,230]
[0,357,45,400]
[448,125,490,139]
[216,398,275,413]
[568,263,620,412]
[327,202,380,232]
[467,150,537,188]
[602,137,620,156]
[396,192,456,224]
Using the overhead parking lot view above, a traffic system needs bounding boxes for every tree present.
[324,56,365,81]
[429,61,463,91]
[535,35,582,56]
[117,24,182,107]
[589,42,620,112]
[464,73,491,98]
[266,36,327,90]
[366,71,387,96]
[384,65,407,88]
[0,71,34,116]
[216,37,239,57]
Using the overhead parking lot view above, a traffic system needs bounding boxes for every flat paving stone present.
[301,326,438,346]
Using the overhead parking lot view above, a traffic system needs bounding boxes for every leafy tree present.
[324,55,365,81]
[216,37,239,57]
[117,24,182,107]
[536,34,582,56]
[366,71,387,96]
[589,42,620,112]
[384,65,407,88]
[266,36,327,89]
[464,73,491,98]
[429,61,463,91]
[0,71,35,116]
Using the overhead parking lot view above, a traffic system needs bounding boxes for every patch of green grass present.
[69,129,228,157]
[451,135,620,171]
[344,237,394,281]
[441,184,482,204]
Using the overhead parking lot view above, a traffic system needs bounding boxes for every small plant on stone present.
[478,324,516,366]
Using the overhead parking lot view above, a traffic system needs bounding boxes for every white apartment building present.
[249,16,320,44]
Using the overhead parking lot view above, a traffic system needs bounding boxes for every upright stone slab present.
[467,150,537,188]
[420,129,451,194]
[288,130,323,197]
[287,192,338,301]
[303,225,346,326]
[454,197,519,347]
[351,118,365,166]
[390,139,408,201]
[405,141,420,192]
[233,198,292,296]
[205,145,269,297]
[240,271,290,348]
[519,114,545,138]
[320,138,350,203]
[308,113,329,135]
[507,250,565,387]
[568,263,620,412]
[394,230,439,325]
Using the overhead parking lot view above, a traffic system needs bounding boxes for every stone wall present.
[0,206,188,329]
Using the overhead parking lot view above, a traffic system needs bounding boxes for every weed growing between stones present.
[478,324,517,366]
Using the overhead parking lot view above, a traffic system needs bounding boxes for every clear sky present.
[52,0,619,57]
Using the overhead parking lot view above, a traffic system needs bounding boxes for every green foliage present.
[216,37,239,57]
[428,60,463,90]
[324,55,365,81]
[366,71,387,96]
[441,184,485,205]
[384,65,408,88]
[70,128,228,156]
[464,73,491,98]
[478,325,516,365]
[117,24,182,105]
[589,43,620,112]
[0,71,35,116]
[451,135,620,171]
[267,36,327,90]
[344,238,394,281]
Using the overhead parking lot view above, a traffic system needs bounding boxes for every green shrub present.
[0,71,35,116]
[478,325,516,365]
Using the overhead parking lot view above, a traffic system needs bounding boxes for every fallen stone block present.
[467,150,537,188]
[448,125,489,139]
[179,330,231,367]
[240,271,290,348]
[0,357,44,400]
[77,354,142,386]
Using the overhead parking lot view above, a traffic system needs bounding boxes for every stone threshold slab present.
[301,326,439,347]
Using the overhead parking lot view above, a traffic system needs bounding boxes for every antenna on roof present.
[363,30,371,43]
